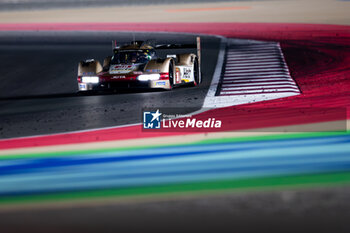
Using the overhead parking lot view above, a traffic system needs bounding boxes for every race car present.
[77,37,201,91]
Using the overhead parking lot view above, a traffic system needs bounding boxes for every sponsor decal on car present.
[82,72,95,76]
[79,83,87,89]
[166,54,177,58]
[155,81,166,86]
[176,67,181,82]
[109,64,135,74]
[111,75,126,79]
[182,67,192,80]
[146,69,160,73]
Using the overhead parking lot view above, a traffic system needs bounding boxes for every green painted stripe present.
[196,131,349,145]
[0,144,170,160]
[1,171,350,205]
[0,131,348,160]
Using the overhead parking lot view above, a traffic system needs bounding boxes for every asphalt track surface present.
[1,187,350,233]
[0,31,221,139]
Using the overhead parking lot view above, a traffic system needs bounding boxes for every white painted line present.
[226,57,281,61]
[231,45,277,49]
[228,48,278,52]
[223,74,291,78]
[227,51,278,55]
[222,77,294,83]
[276,43,300,92]
[221,83,299,88]
[228,46,278,50]
[226,56,283,60]
[225,70,288,75]
[225,65,284,70]
[222,78,295,83]
[226,60,281,63]
[221,89,300,94]
[229,47,278,50]
[227,50,279,55]
[222,78,296,83]
[225,68,288,72]
[229,49,278,52]
[223,78,290,82]
[224,81,294,85]
[229,50,279,54]
[225,68,288,71]
[221,88,300,93]
[222,82,296,87]
[223,75,294,81]
[227,50,279,54]
[222,75,292,81]
[224,62,282,67]
[227,50,279,57]
[226,62,282,67]
[221,84,299,90]
[202,37,227,100]
[227,54,282,59]
[226,67,285,72]
[225,70,289,75]
[226,60,282,65]
[221,91,299,95]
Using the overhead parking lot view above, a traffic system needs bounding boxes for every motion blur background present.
[0,0,349,232]
[0,0,349,24]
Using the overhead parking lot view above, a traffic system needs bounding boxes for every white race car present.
[77,37,202,91]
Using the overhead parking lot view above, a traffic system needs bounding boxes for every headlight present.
[137,74,160,81]
[82,76,99,83]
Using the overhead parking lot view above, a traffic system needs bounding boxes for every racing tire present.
[192,57,200,86]
[168,60,175,89]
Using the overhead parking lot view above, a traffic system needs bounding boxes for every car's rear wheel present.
[193,57,200,86]
[168,60,174,89]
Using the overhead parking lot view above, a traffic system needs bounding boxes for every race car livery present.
[77,37,201,91]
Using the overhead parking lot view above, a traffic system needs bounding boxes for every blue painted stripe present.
[1,160,350,197]
[0,134,349,176]
[0,148,349,195]
[2,148,350,185]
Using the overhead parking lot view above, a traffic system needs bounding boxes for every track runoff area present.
[204,39,299,108]
[0,23,349,208]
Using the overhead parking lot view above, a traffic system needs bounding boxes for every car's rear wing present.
[111,37,201,67]
[196,37,201,68]
[155,44,196,49]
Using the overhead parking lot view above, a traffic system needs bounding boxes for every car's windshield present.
[111,50,150,64]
